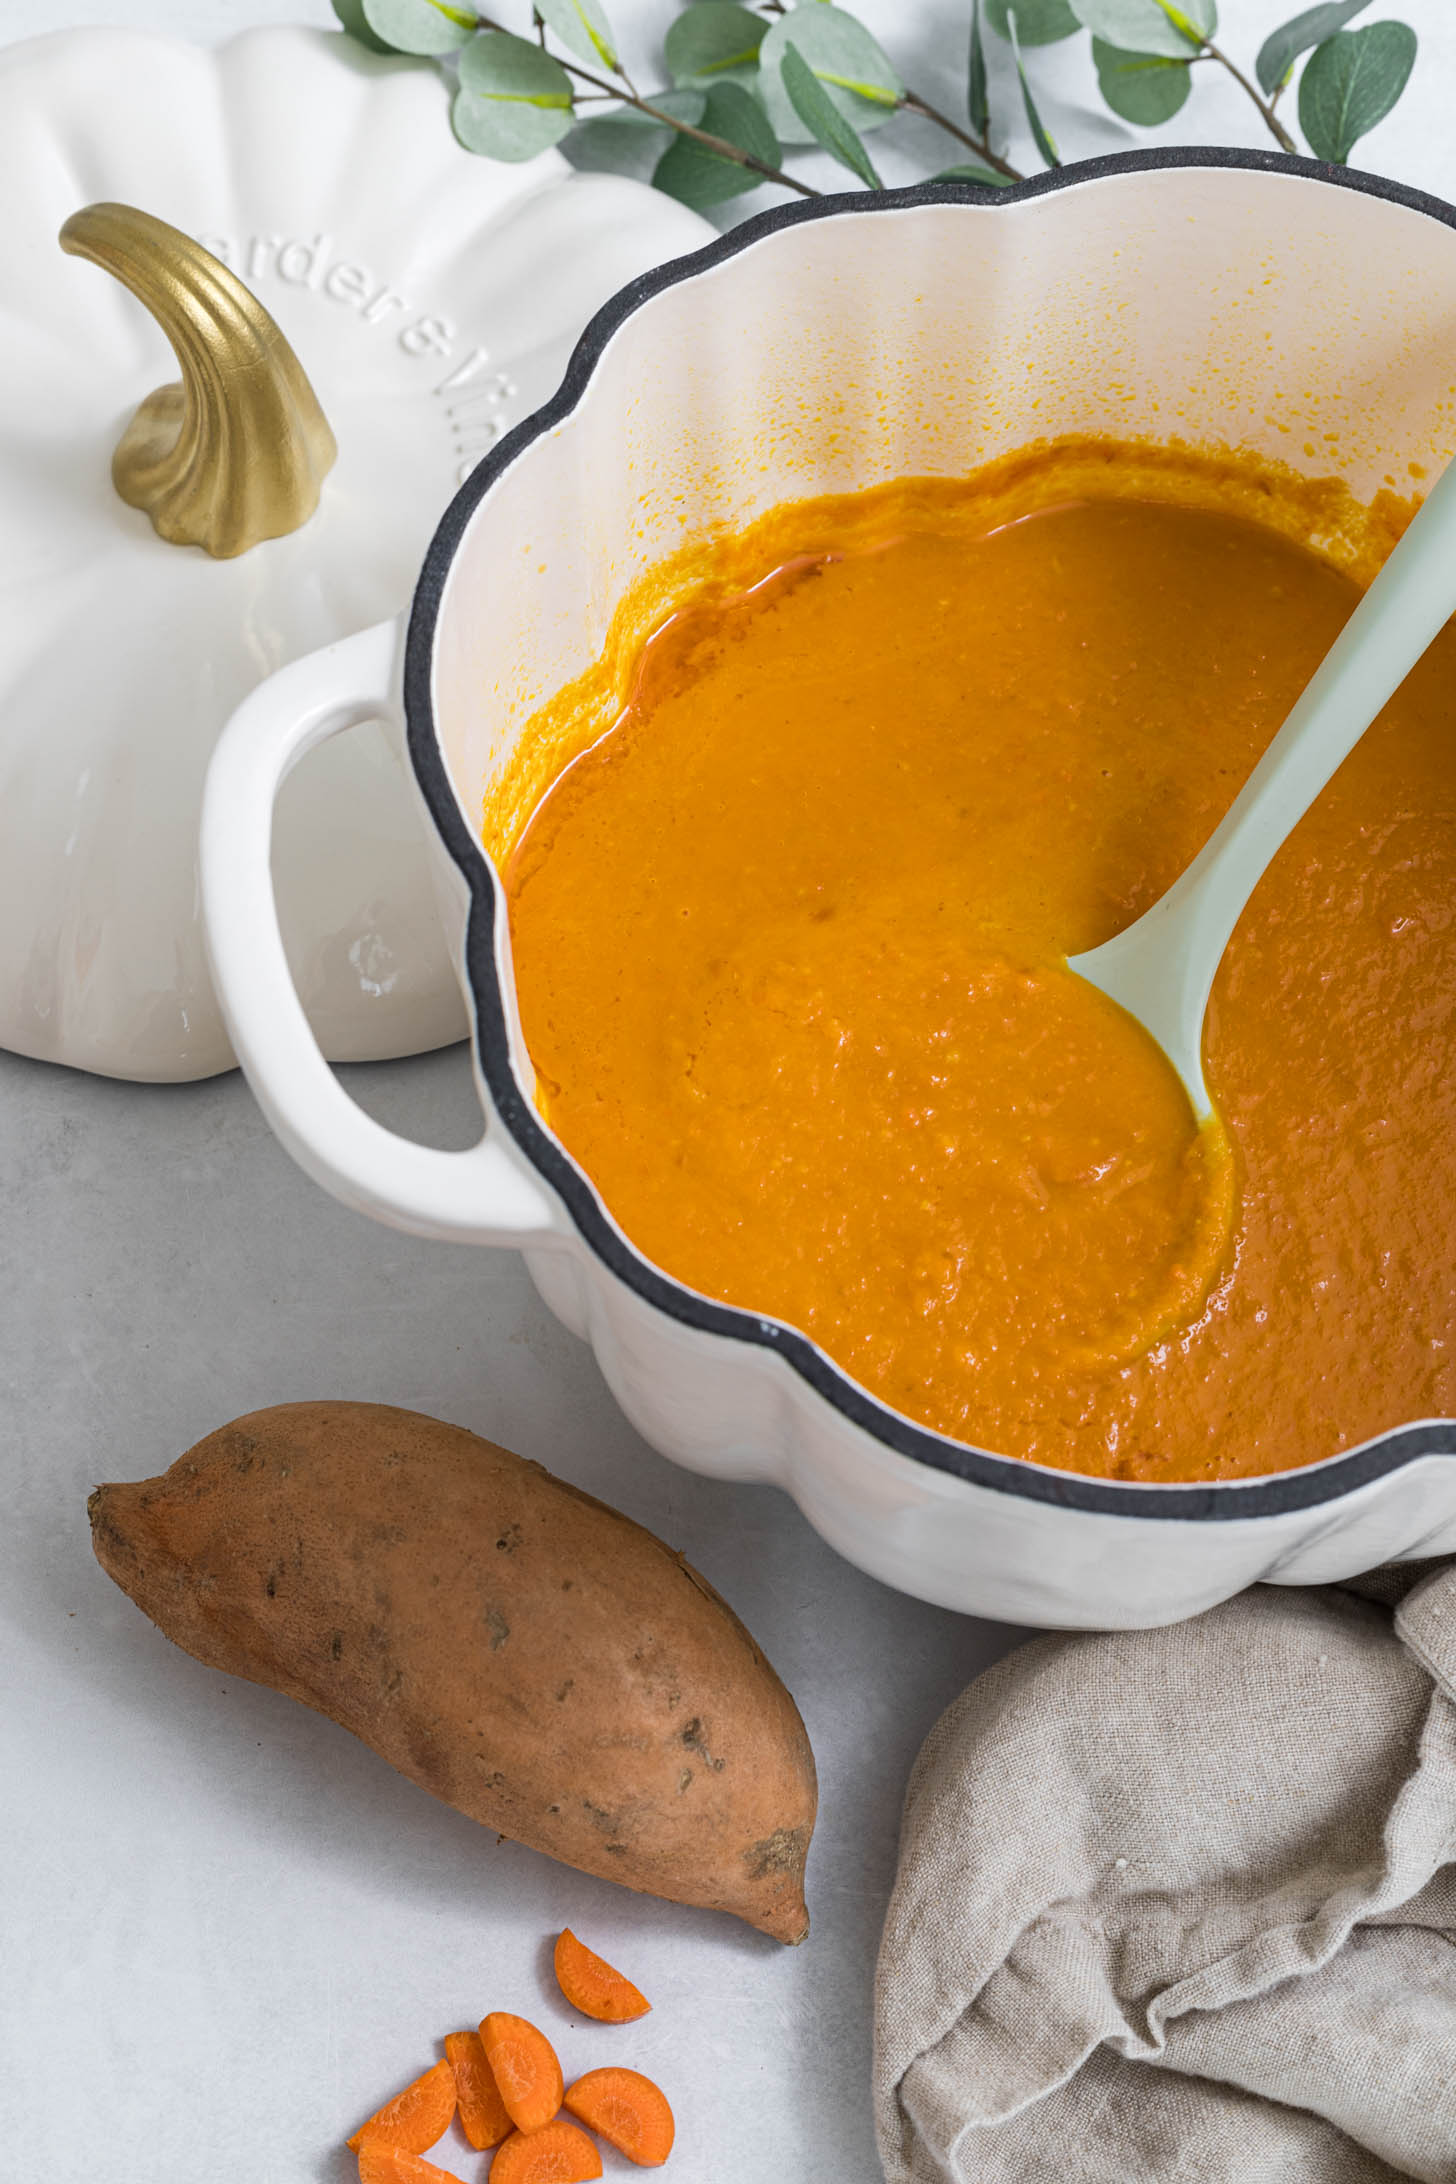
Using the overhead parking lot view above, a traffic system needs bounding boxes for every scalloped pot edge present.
[202,156,1456,1627]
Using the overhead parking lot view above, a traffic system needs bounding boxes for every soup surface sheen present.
[501,451,1456,1482]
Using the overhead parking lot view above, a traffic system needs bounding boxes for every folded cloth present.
[874,1563,1456,2184]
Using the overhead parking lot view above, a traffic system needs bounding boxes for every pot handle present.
[200,615,561,1246]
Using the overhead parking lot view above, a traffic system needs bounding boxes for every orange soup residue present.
[495,441,1455,1484]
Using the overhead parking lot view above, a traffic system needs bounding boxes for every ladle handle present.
[1076,455,1456,1109]
[200,616,562,1247]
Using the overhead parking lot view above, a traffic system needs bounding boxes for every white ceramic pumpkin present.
[0,24,712,1081]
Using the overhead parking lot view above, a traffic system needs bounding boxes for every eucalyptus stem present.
[899,89,1024,181]
[1203,38,1299,154]
[625,87,820,193]
[478,11,822,196]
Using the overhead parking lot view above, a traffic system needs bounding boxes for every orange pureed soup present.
[496,442,1456,1484]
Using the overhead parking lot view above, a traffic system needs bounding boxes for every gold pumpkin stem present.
[59,201,337,560]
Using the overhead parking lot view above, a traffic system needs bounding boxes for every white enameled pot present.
[202,154,1456,1631]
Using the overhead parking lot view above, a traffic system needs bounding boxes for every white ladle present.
[1071,454,1456,1118]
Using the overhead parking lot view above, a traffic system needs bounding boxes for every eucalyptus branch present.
[345,2,1421,205]
[899,89,1024,182]
[476,11,822,196]
[1202,38,1299,154]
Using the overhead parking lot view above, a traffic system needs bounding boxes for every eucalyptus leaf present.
[988,0,1081,44]
[758,5,903,144]
[664,3,767,86]
[361,0,475,56]
[1255,0,1370,94]
[1066,0,1214,60]
[653,78,781,205]
[1298,19,1416,163]
[1008,15,1060,164]
[453,82,575,158]
[534,0,618,71]
[780,41,882,186]
[1093,35,1192,120]
[931,163,1016,187]
[453,29,575,160]
[332,0,398,55]
[968,0,990,135]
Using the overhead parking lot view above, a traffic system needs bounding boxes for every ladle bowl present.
[1072,451,1456,1117]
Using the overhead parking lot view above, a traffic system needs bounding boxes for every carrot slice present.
[553,1929,651,2023]
[489,2119,602,2184]
[356,2143,465,2184]
[347,2060,457,2154]
[565,2067,675,2167]
[480,2011,565,2134]
[444,2027,511,2150]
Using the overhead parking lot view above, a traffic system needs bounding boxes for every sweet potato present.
[88,1402,815,1940]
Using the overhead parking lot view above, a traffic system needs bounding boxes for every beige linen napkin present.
[875,1565,1456,2183]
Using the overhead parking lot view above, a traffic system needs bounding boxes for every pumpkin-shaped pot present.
[0,24,711,1081]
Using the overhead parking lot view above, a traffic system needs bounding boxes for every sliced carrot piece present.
[444,2027,511,2150]
[356,2142,465,2184]
[489,2118,602,2184]
[347,2059,457,2154]
[553,1929,651,2023]
[480,2011,565,2135]
[565,2067,675,2167]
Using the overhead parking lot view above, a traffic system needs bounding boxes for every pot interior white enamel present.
[311,159,1456,1624]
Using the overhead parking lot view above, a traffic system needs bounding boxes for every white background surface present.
[3,3,1453,2182]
